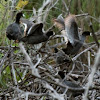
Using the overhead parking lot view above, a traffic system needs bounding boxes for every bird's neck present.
[16,16,20,24]
[81,34,86,42]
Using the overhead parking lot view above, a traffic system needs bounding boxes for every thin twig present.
[19,43,40,77]
[72,44,96,61]
[83,48,100,100]
[89,21,99,48]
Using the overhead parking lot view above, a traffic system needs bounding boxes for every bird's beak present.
[23,14,25,17]
[90,32,92,36]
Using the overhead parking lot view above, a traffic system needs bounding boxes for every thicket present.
[0,0,100,100]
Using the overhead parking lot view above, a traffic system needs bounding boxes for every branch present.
[83,48,100,100]
[19,43,40,77]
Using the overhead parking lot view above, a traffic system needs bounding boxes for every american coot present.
[62,31,90,55]
[6,12,35,42]
[54,14,90,55]
[20,23,54,44]
[54,48,71,64]
[6,12,24,41]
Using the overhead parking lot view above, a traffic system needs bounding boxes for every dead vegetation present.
[0,0,100,100]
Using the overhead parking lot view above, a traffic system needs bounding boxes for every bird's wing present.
[64,15,79,46]
[27,23,43,36]
[54,14,65,30]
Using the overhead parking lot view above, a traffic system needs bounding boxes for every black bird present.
[6,12,24,41]
[62,31,90,55]
[54,14,90,55]
[54,48,71,64]
[20,23,54,44]
[58,71,84,96]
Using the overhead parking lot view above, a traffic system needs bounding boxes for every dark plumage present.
[54,48,71,64]
[58,71,84,96]
[54,14,90,55]
[6,12,24,41]
[20,23,54,44]
[62,31,90,55]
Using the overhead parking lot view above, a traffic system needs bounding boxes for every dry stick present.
[68,0,72,13]
[10,86,49,97]
[37,0,51,22]
[41,81,65,100]
[88,15,100,23]
[88,51,91,67]
[1,54,16,74]
[19,43,40,77]
[43,0,59,23]
[83,48,100,100]
[72,44,96,61]
[62,0,70,14]
[11,48,18,86]
[53,6,66,14]
[0,46,19,50]
[75,13,89,17]
[0,48,10,69]
[89,21,99,48]
[14,62,29,66]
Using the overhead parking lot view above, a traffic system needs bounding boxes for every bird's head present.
[58,71,65,79]
[16,12,24,23]
[82,31,90,36]
[46,31,54,37]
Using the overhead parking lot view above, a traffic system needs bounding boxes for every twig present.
[72,44,96,61]
[0,48,10,70]
[62,0,70,14]
[75,13,89,17]
[0,46,19,50]
[89,21,99,47]
[10,86,49,97]
[83,48,100,100]
[41,80,65,100]
[88,15,100,23]
[19,43,40,77]
[11,48,18,86]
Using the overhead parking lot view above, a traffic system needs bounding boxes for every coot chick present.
[6,12,24,41]
[54,48,71,64]
[58,71,84,96]
[20,23,54,44]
